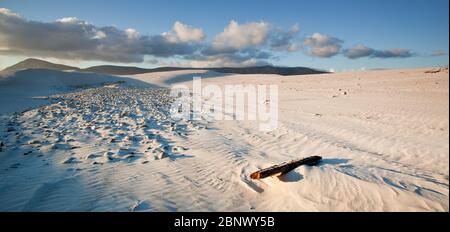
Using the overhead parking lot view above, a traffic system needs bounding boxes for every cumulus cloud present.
[0,8,416,66]
[431,49,446,57]
[303,33,343,58]
[181,47,274,67]
[0,9,198,63]
[125,28,139,40]
[56,17,83,24]
[211,20,270,52]
[172,53,271,68]
[270,23,301,52]
[195,20,299,66]
[0,9,277,66]
[0,8,20,18]
[199,21,300,66]
[371,48,412,58]
[343,45,413,59]
[92,30,107,40]
[343,44,374,59]
[162,21,205,43]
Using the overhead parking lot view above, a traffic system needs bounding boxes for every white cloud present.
[303,33,343,58]
[125,28,139,40]
[163,21,204,43]
[343,44,374,59]
[0,9,197,62]
[92,30,107,40]
[172,21,204,42]
[343,45,413,59]
[270,23,301,52]
[431,49,446,57]
[56,17,83,24]
[290,23,300,33]
[371,48,412,58]
[172,56,269,68]
[0,8,416,66]
[0,8,20,18]
[212,20,270,51]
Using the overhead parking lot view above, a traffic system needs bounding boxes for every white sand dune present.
[0,69,157,114]
[125,69,231,87]
[0,68,448,211]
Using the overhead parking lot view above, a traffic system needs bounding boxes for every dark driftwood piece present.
[250,156,322,180]
[425,68,442,74]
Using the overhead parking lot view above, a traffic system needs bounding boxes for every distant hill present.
[3,58,328,76]
[83,65,328,76]
[206,66,327,75]
[3,58,80,72]
[82,65,152,75]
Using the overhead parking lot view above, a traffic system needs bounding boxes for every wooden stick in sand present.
[250,156,322,180]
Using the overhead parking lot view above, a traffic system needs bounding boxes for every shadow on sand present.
[163,71,232,85]
[318,158,350,166]
[277,170,304,182]
[277,158,352,183]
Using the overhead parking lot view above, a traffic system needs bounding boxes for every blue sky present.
[0,0,448,71]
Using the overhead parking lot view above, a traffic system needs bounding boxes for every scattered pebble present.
[63,157,79,164]
[9,163,20,169]
[85,153,101,160]
[28,140,41,145]
[23,150,33,156]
